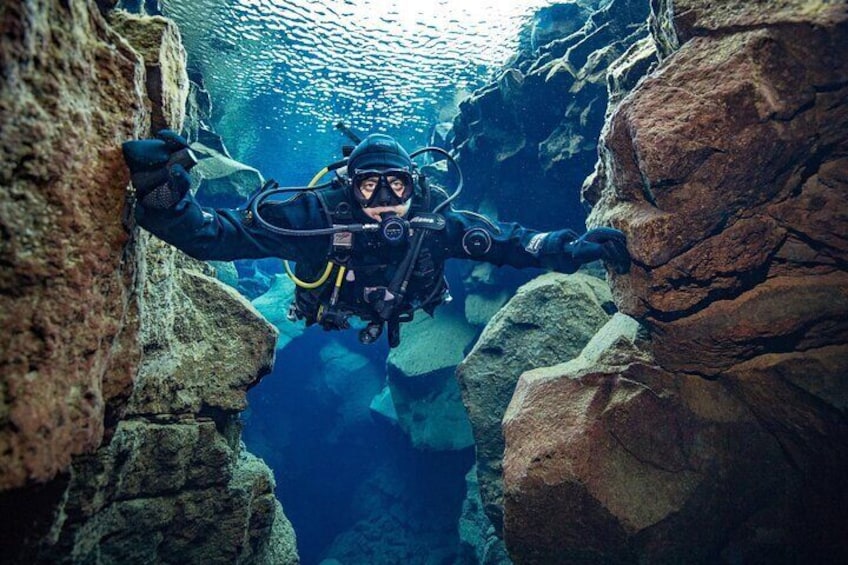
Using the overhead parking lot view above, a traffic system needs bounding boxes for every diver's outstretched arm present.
[122,130,323,262]
[444,211,630,274]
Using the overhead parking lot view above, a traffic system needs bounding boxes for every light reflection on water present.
[160,0,557,146]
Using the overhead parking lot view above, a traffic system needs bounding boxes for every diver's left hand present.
[569,227,630,274]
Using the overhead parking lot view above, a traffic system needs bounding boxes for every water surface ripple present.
[161,0,557,141]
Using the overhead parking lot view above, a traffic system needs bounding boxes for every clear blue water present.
[162,0,559,180]
[158,1,562,562]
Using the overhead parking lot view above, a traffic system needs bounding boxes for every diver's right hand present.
[137,163,192,210]
[122,130,195,208]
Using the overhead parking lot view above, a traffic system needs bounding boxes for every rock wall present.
[0,0,144,493]
[0,2,297,563]
[502,1,848,562]
[38,241,297,564]
[451,0,653,233]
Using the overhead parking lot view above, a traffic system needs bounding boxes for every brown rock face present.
[0,0,147,490]
[503,1,848,563]
[503,316,794,564]
[587,4,848,371]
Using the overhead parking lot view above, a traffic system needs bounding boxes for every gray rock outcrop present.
[109,11,188,134]
[39,239,297,564]
[457,465,512,565]
[386,300,478,451]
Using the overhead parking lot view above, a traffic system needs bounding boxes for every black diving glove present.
[540,227,630,274]
[568,227,630,274]
[122,129,197,209]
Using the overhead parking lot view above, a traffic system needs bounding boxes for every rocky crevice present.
[450,0,655,234]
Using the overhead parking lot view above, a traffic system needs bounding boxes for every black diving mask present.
[352,168,414,208]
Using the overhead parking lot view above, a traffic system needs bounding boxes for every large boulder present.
[503,1,848,562]
[128,238,277,416]
[503,314,793,564]
[457,272,614,532]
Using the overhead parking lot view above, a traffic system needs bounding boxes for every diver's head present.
[347,134,414,221]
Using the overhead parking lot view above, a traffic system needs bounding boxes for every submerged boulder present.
[191,140,264,208]
[457,272,614,532]
[252,274,305,351]
[129,238,278,415]
[503,314,793,564]
[369,385,399,426]
[387,300,478,451]
[40,422,297,564]
[319,341,385,432]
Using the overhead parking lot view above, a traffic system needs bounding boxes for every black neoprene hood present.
[347,133,413,172]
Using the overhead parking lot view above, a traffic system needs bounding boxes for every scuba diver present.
[122,129,630,348]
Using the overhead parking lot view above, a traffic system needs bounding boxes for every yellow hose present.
[285,166,335,289]
[308,166,330,188]
[334,264,347,288]
[285,261,334,289]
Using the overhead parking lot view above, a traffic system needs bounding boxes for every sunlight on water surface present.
[161,0,558,144]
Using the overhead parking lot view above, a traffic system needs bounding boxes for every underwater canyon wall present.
[451,0,654,234]
[0,2,297,563]
[497,1,848,563]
